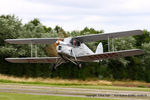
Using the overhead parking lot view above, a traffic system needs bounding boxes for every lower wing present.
[5,57,63,63]
[77,49,144,62]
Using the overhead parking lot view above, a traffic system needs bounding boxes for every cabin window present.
[70,39,81,46]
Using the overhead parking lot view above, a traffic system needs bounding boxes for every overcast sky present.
[0,0,150,32]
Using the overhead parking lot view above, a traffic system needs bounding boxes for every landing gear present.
[51,56,64,72]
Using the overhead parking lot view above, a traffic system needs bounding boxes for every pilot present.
[73,40,77,46]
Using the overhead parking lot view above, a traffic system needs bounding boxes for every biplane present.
[5,30,144,70]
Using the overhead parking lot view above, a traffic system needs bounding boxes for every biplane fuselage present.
[56,37,94,57]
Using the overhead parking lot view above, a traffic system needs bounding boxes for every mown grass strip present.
[0,92,116,100]
[0,79,150,92]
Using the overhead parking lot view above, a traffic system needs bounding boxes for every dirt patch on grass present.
[0,74,112,86]
[0,74,150,87]
[112,81,150,87]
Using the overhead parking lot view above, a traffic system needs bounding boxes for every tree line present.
[0,15,150,82]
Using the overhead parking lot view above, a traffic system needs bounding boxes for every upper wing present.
[77,49,144,62]
[5,30,143,44]
[73,30,143,43]
[5,38,62,44]
[5,57,63,63]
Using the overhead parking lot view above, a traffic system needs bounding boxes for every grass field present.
[0,92,115,100]
[0,74,150,92]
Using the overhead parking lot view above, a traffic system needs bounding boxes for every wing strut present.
[30,42,38,57]
[108,37,115,52]
[72,49,78,62]
[112,39,115,52]
[35,45,37,57]
[108,36,110,52]
[31,43,33,57]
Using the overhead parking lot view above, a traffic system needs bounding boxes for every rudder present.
[95,42,103,54]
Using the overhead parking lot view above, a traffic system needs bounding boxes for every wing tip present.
[5,58,13,63]
[129,49,145,55]
[4,39,9,43]
[136,29,144,34]
[5,39,15,44]
[138,49,145,55]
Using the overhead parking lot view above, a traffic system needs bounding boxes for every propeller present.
[45,28,68,57]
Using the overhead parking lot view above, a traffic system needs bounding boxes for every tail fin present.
[95,42,103,54]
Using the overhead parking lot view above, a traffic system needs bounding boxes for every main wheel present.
[77,62,82,69]
[51,64,56,72]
